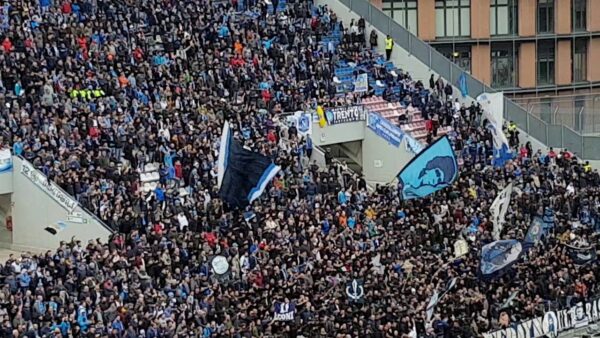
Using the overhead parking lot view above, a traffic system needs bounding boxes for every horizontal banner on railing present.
[367,112,404,147]
[484,297,600,338]
[21,161,77,212]
[325,106,367,125]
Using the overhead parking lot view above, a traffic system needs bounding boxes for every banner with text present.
[367,112,404,147]
[325,106,367,125]
[484,297,600,338]
[21,161,77,212]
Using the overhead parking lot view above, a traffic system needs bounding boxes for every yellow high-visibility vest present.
[385,38,393,50]
[584,164,591,173]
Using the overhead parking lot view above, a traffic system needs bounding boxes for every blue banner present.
[273,301,296,321]
[398,136,458,200]
[354,73,368,93]
[458,72,468,98]
[367,112,404,148]
[523,217,544,247]
[480,239,523,278]
[405,135,424,154]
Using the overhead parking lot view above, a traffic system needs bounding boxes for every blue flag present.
[523,217,544,248]
[565,244,597,266]
[217,122,281,208]
[457,72,468,98]
[480,240,523,278]
[542,207,555,231]
[398,136,458,200]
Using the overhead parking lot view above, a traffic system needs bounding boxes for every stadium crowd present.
[0,0,599,337]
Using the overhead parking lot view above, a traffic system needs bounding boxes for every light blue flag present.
[398,136,458,200]
[542,207,555,231]
[480,239,523,278]
[457,72,468,98]
[523,217,544,248]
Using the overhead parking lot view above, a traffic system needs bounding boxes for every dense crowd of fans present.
[0,0,599,337]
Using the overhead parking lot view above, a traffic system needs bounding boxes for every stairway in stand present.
[362,97,452,143]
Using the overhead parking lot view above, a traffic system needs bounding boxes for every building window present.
[436,45,471,72]
[537,0,554,33]
[573,38,588,82]
[382,0,418,35]
[490,0,518,36]
[572,0,586,31]
[537,41,555,85]
[435,0,471,38]
[491,43,518,88]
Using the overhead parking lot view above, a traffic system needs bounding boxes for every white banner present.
[477,92,504,126]
[490,183,513,240]
[21,162,77,212]
[484,298,600,338]
[286,111,312,137]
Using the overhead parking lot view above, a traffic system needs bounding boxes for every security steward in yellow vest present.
[69,88,105,100]
[507,121,518,147]
[385,35,393,61]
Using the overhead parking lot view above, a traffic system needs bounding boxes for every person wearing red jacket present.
[61,0,72,14]
[2,37,12,54]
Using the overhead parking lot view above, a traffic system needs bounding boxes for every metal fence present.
[512,94,600,135]
[338,0,600,160]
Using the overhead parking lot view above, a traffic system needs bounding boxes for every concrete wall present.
[556,40,572,85]
[471,0,491,39]
[312,120,366,147]
[418,0,436,41]
[519,42,537,88]
[587,0,600,32]
[519,0,536,37]
[588,38,600,81]
[556,0,572,34]
[11,157,113,250]
[362,127,413,185]
[472,44,491,85]
[0,169,12,195]
[338,141,363,165]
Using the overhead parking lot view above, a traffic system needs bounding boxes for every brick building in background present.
[369,0,600,108]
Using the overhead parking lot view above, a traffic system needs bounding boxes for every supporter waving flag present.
[490,183,513,240]
[217,122,281,208]
[398,136,458,200]
[480,240,523,278]
[477,93,512,167]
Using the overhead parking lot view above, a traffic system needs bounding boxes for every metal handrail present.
[337,0,600,159]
